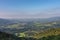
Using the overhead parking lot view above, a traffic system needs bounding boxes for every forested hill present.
[0,31,60,40]
[0,31,20,40]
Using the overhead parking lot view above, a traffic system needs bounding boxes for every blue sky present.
[0,0,60,18]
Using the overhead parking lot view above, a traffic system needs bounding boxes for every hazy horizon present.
[0,0,60,19]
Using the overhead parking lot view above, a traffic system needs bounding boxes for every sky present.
[0,0,60,18]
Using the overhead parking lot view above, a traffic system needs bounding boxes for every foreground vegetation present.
[0,28,60,40]
[0,31,60,40]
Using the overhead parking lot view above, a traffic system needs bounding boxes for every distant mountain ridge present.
[9,17,60,23]
[0,16,60,26]
[0,18,17,26]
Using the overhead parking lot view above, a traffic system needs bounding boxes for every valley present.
[0,17,60,40]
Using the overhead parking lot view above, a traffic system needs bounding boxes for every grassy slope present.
[32,28,60,39]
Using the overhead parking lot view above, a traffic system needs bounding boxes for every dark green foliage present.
[18,35,60,40]
[0,31,20,40]
[38,35,60,40]
[19,37,37,40]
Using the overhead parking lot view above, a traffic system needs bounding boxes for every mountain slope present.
[0,18,18,26]
[0,31,20,40]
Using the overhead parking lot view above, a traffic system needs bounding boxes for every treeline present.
[0,31,60,40]
[18,35,60,40]
[39,35,60,40]
[0,31,20,40]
